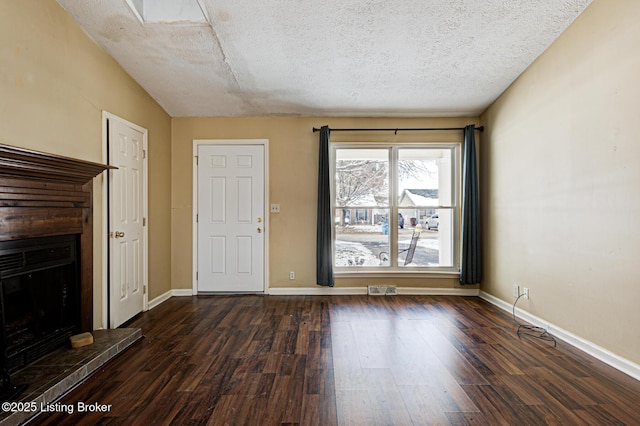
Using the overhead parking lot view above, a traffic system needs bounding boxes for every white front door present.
[109,118,146,327]
[197,144,265,292]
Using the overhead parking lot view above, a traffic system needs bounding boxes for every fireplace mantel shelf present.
[0,144,115,185]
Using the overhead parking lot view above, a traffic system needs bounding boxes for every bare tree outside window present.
[335,160,387,207]
[335,160,387,225]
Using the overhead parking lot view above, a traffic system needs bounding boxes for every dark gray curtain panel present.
[316,126,334,286]
[460,125,482,285]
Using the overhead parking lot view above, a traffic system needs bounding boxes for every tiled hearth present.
[0,328,141,426]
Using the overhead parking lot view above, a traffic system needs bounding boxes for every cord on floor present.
[512,293,557,347]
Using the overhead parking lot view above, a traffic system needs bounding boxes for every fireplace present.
[0,235,80,373]
[0,144,111,401]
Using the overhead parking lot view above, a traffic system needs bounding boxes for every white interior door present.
[109,118,146,327]
[197,144,265,292]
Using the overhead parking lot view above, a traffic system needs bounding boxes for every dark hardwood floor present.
[34,295,640,425]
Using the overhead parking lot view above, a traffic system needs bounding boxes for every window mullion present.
[389,147,398,268]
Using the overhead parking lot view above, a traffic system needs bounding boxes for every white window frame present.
[331,142,461,277]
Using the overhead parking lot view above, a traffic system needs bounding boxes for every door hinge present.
[143,149,146,159]
[195,155,198,165]
[143,217,146,226]
[196,214,198,223]
[196,272,198,280]
[143,285,147,295]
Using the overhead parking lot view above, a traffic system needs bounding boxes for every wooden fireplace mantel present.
[0,143,113,331]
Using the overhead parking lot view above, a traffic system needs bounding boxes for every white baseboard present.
[268,287,479,296]
[147,290,172,310]
[268,287,367,295]
[172,289,196,297]
[148,288,194,310]
[479,291,640,382]
[399,287,479,296]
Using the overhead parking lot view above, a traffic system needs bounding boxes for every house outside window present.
[332,144,460,272]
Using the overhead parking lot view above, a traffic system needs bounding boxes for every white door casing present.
[195,142,266,293]
[107,115,148,327]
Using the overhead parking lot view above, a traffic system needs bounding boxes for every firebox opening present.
[0,235,80,375]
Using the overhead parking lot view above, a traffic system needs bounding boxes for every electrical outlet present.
[513,284,519,299]
[289,271,295,280]
[270,204,281,213]
[523,287,529,299]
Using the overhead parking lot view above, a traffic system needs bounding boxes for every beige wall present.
[172,117,479,291]
[0,0,173,327]
[481,0,640,365]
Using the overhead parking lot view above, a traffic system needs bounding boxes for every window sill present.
[335,270,460,279]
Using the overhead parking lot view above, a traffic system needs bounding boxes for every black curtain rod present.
[312,125,483,134]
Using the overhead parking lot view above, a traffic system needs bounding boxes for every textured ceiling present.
[56,0,593,117]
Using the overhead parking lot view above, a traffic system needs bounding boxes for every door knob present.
[115,231,125,238]
[257,227,262,233]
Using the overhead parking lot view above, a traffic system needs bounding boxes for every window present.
[333,144,459,272]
